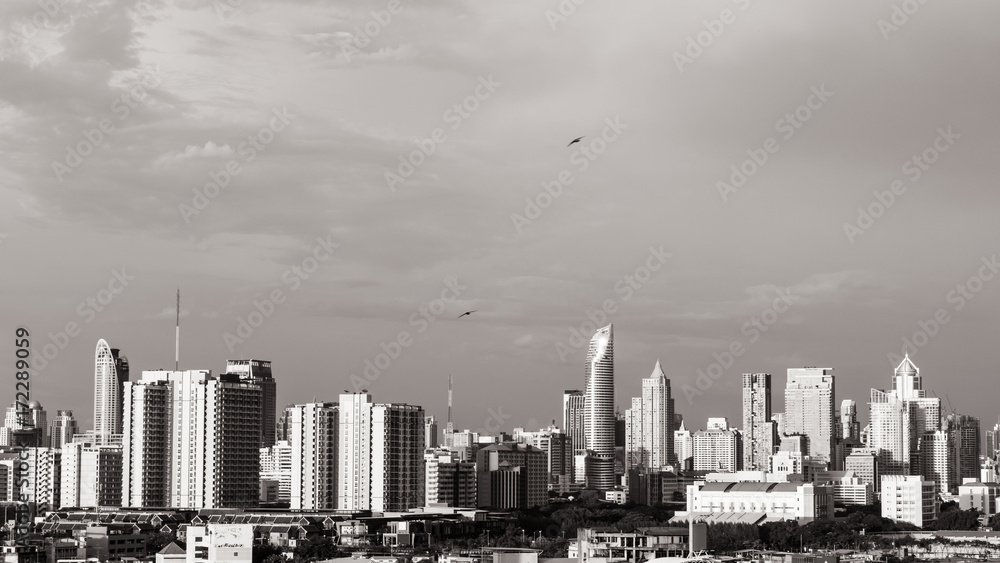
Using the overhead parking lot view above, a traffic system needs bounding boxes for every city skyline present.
[2,2,1000,440]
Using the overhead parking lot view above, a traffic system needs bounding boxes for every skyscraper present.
[625,360,676,473]
[945,413,980,487]
[869,355,941,476]
[784,368,835,465]
[50,410,78,449]
[226,359,276,448]
[674,421,693,471]
[0,400,46,447]
[987,418,1000,461]
[841,400,860,442]
[563,389,585,481]
[584,324,615,490]
[742,373,775,471]
[425,415,439,449]
[693,425,742,472]
[94,339,128,443]
[122,377,171,507]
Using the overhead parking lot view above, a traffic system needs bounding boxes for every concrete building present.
[287,402,338,510]
[881,475,937,528]
[426,415,439,449]
[226,359,277,449]
[564,389,586,482]
[693,426,742,472]
[784,368,835,465]
[743,373,775,472]
[94,339,129,443]
[338,392,425,511]
[841,400,860,442]
[1,400,47,448]
[625,361,676,474]
[425,450,477,507]
[50,410,78,450]
[21,447,61,509]
[846,448,880,493]
[813,470,873,505]
[572,527,690,562]
[674,421,693,471]
[60,439,122,508]
[918,429,955,496]
[122,377,171,507]
[683,480,834,524]
[946,413,981,486]
[127,370,262,509]
[515,425,573,490]
[584,324,616,490]
[186,523,253,562]
[260,440,292,503]
[869,355,941,476]
[476,443,547,509]
[958,480,1000,520]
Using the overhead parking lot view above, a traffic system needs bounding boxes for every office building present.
[841,400,860,442]
[563,390,585,465]
[584,324,616,490]
[476,442,547,509]
[845,448,880,493]
[784,368,835,465]
[742,373,775,471]
[425,415,439,449]
[945,413,981,486]
[987,419,1000,461]
[869,355,941,476]
[625,361,676,475]
[0,400,47,447]
[674,421,693,471]
[959,481,1000,519]
[226,359,276,448]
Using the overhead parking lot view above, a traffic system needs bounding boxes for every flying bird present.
[457,310,477,318]
[567,136,584,147]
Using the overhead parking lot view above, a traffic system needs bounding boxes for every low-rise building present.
[679,481,834,524]
[958,480,1000,519]
[881,475,937,528]
[571,527,689,563]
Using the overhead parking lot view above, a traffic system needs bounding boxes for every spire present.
[894,352,918,376]
[651,358,665,378]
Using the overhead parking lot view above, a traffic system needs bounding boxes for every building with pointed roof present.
[869,354,941,477]
[625,360,676,477]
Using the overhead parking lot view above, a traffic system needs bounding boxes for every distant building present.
[583,325,616,490]
[813,470,873,505]
[881,475,937,527]
[226,359,277,448]
[61,438,123,508]
[784,368,835,465]
[563,389,586,482]
[743,373,775,472]
[186,523,253,562]
[287,402,338,510]
[425,450,476,507]
[683,480,834,524]
[476,442,547,509]
[259,440,292,503]
[624,361,676,474]
[693,426,742,472]
[918,429,955,496]
[94,339,129,444]
[945,413,981,486]
[572,527,690,562]
[426,415,439,449]
[674,421,693,471]
[958,480,1000,520]
[50,410,78,450]
[869,355,941,476]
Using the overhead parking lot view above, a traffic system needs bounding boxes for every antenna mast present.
[447,374,454,435]
[175,288,180,371]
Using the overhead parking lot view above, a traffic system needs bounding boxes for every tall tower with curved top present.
[94,339,129,442]
[584,324,615,489]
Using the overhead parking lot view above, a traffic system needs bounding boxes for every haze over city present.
[2,1,999,434]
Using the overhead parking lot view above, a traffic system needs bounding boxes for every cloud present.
[152,141,234,168]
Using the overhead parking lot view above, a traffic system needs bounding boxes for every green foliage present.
[253,542,284,563]
[146,531,178,553]
[934,508,981,530]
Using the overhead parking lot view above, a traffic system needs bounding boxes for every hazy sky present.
[2,1,999,437]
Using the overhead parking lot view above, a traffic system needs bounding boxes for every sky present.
[2,0,999,438]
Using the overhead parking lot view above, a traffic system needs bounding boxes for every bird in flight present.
[457,310,477,318]
[567,136,584,147]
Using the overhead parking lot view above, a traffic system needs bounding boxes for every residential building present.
[425,450,477,507]
[226,359,277,448]
[743,373,775,472]
[693,426,742,472]
[288,402,338,510]
[881,475,937,527]
[476,443,547,509]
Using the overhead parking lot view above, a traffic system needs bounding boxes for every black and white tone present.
[1,2,999,562]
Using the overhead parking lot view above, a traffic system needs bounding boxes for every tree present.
[253,542,284,563]
[934,508,981,531]
[146,531,178,554]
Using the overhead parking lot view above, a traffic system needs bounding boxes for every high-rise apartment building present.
[987,418,1000,461]
[674,421,693,471]
[584,325,615,490]
[918,430,955,496]
[338,393,425,511]
[60,438,123,508]
[260,440,292,504]
[625,361,676,474]
[226,359,276,448]
[784,368,835,465]
[425,416,439,449]
[881,475,937,528]
[121,378,171,508]
[841,400,860,442]
[94,339,129,443]
[742,373,775,471]
[287,402,338,510]
[425,450,477,507]
[123,370,262,509]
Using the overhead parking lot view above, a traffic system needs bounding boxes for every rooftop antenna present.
[175,288,180,371]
